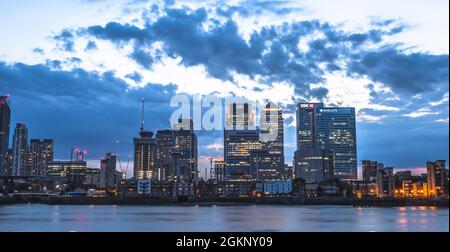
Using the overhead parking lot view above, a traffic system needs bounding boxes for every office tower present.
[250,149,284,181]
[28,139,54,176]
[427,160,448,197]
[224,128,261,180]
[133,99,158,180]
[156,129,175,181]
[134,130,157,180]
[260,102,284,179]
[296,103,324,150]
[294,103,335,183]
[294,148,334,183]
[315,107,357,180]
[376,167,395,197]
[100,152,118,189]
[12,123,29,176]
[172,118,198,182]
[224,102,262,180]
[46,160,87,186]
[226,103,254,129]
[362,160,378,182]
[295,103,357,181]
[0,96,11,176]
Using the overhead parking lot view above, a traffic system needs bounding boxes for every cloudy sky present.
[0,0,448,177]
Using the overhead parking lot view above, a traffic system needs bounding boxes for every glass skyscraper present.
[315,107,357,180]
[295,103,357,181]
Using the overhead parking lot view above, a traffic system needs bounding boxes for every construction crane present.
[117,154,131,179]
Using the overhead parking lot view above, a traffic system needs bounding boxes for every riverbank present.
[1,196,448,207]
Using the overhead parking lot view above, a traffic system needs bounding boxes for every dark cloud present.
[0,61,178,162]
[69,6,415,102]
[348,47,449,94]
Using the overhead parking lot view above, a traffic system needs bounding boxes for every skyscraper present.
[28,139,54,176]
[12,123,28,176]
[224,103,261,180]
[134,130,158,180]
[296,103,323,150]
[0,96,11,176]
[315,107,357,180]
[173,118,198,182]
[295,103,357,181]
[260,102,284,178]
[226,103,254,129]
[294,148,334,183]
[294,103,335,183]
[133,99,157,180]
[100,152,118,189]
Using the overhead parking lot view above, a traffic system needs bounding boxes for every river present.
[0,204,448,232]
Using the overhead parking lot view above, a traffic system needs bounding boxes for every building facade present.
[0,96,11,176]
[427,160,448,198]
[12,123,28,176]
[362,160,378,182]
[100,152,118,189]
[133,130,158,180]
[259,102,284,179]
[294,148,334,183]
[28,139,54,176]
[46,160,87,186]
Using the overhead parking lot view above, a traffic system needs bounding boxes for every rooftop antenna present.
[140,98,145,132]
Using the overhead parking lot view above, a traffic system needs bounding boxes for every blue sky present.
[0,0,448,177]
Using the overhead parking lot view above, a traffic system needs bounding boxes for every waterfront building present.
[256,179,292,196]
[362,160,378,182]
[84,168,101,187]
[217,180,256,198]
[291,178,306,196]
[197,179,219,198]
[28,139,53,176]
[117,179,137,196]
[427,160,448,198]
[352,181,376,197]
[0,96,11,176]
[12,123,29,176]
[100,152,119,190]
[295,103,356,181]
[46,160,87,186]
[376,167,395,197]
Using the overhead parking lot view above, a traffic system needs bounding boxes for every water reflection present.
[0,204,447,232]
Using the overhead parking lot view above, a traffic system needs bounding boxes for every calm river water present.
[0,204,448,232]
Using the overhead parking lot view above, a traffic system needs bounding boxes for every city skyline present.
[0,0,448,177]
